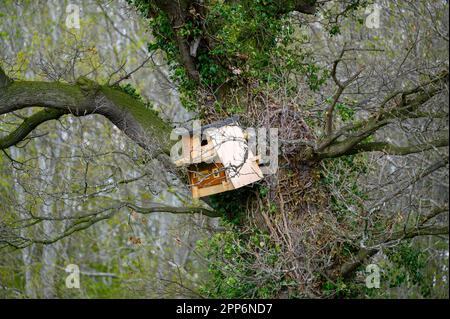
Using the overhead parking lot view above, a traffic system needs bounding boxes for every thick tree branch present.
[150,0,200,81]
[341,132,449,156]
[314,70,448,160]
[124,202,220,218]
[269,0,318,15]
[1,199,219,250]
[316,118,391,159]
[0,71,173,155]
[292,0,317,14]
[336,206,449,279]
[0,108,68,150]
[146,0,317,82]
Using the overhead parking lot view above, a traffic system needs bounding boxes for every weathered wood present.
[191,134,201,163]
[208,125,263,189]
[177,119,264,198]
[196,181,235,198]
[185,115,240,136]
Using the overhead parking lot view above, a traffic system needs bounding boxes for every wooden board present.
[173,135,192,166]
[191,134,201,163]
[188,163,227,188]
[206,126,263,189]
[195,181,235,198]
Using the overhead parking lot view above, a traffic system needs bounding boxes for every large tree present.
[0,0,448,298]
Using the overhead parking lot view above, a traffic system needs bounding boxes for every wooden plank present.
[201,136,216,162]
[191,186,199,199]
[191,135,201,163]
[229,160,263,188]
[197,184,224,197]
[181,135,192,162]
[189,163,227,188]
[173,158,189,166]
[196,181,235,198]
[207,125,264,189]
[222,180,235,191]
[173,135,192,166]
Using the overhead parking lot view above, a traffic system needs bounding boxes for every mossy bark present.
[0,79,174,155]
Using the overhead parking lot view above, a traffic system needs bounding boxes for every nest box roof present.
[174,115,240,137]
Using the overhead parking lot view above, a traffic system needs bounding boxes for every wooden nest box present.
[173,117,263,198]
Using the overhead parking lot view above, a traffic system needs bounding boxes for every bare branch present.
[1,199,218,250]
[336,205,449,279]
[343,132,449,156]
[0,108,67,150]
[315,69,448,160]
[325,47,365,136]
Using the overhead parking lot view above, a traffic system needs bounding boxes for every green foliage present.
[335,102,355,122]
[322,0,367,36]
[198,183,294,298]
[325,242,438,299]
[115,83,155,111]
[303,64,329,92]
[258,185,269,198]
[117,83,142,100]
[383,243,431,296]
[321,154,369,221]
[208,186,253,225]
[322,278,358,298]
[196,221,291,298]
[328,25,341,37]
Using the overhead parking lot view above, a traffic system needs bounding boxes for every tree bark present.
[0,75,174,156]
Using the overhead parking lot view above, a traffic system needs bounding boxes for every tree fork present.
[0,67,174,156]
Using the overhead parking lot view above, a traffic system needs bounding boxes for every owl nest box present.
[173,118,263,198]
